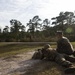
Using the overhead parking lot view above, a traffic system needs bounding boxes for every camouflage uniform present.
[32,44,51,60]
[56,36,75,55]
[32,49,44,59]
[32,44,75,73]
[42,48,74,67]
[32,44,75,67]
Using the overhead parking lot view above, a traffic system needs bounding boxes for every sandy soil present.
[0,51,50,75]
[0,51,36,75]
[0,51,75,75]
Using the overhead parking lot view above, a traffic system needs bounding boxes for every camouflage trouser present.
[32,49,75,68]
[32,50,44,59]
[55,53,75,67]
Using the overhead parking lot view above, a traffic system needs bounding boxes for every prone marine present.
[32,44,75,74]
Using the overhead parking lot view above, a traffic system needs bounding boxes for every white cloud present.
[0,0,75,29]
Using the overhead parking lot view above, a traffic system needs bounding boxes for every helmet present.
[43,44,51,49]
[56,31,63,35]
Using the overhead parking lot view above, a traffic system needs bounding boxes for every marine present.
[32,44,75,74]
[56,31,75,56]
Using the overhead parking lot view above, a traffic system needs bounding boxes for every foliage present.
[0,11,75,42]
[52,11,75,31]
[27,15,41,38]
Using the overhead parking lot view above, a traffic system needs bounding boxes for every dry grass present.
[0,42,42,57]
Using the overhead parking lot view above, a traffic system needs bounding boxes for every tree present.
[64,11,75,25]
[42,19,50,30]
[3,26,9,33]
[43,19,50,26]
[52,12,66,24]
[52,12,68,31]
[27,19,34,32]
[52,11,75,31]
[19,25,26,41]
[0,29,1,32]
[27,15,41,38]
[20,25,25,32]
[32,15,41,31]
[10,19,25,41]
[10,19,22,32]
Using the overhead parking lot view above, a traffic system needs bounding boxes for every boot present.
[64,65,75,74]
[62,61,72,67]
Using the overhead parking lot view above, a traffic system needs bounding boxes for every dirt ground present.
[0,51,75,75]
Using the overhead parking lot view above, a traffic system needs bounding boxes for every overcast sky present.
[0,0,75,29]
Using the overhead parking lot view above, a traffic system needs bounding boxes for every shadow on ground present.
[9,59,65,75]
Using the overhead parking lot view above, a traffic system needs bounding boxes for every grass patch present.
[0,43,42,57]
[0,42,75,57]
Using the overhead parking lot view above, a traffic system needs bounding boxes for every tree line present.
[0,11,75,42]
